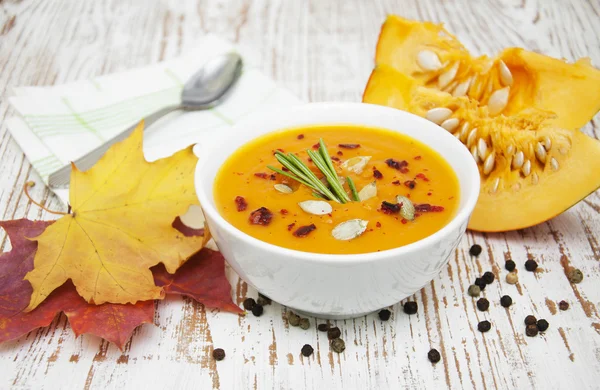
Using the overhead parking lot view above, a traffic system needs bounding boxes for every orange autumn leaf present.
[25,122,206,310]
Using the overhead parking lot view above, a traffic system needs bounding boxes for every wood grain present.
[1,0,599,388]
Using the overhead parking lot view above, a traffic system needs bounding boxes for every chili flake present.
[254,172,269,179]
[235,196,248,212]
[337,150,343,156]
[376,221,381,228]
[414,204,444,212]
[404,180,416,189]
[414,156,422,160]
[416,173,430,182]
[249,207,273,226]
[293,224,316,237]
[331,156,340,161]
[280,209,289,215]
[297,134,305,139]
[312,143,320,149]
[373,169,383,179]
[385,158,409,172]
[380,201,400,214]
[338,143,360,149]
[287,222,296,231]
[392,180,401,185]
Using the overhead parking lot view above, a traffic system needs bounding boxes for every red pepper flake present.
[282,166,289,172]
[254,172,269,179]
[331,156,340,161]
[249,207,273,225]
[392,180,401,185]
[414,155,422,160]
[414,204,445,212]
[376,221,382,228]
[293,224,316,237]
[416,173,430,182]
[287,222,296,231]
[380,201,400,214]
[270,174,276,180]
[337,151,343,156]
[385,158,409,171]
[404,180,416,189]
[338,143,360,149]
[280,209,289,215]
[297,134,305,140]
[427,192,432,196]
[312,143,320,149]
[401,219,408,224]
[272,148,285,155]
[235,196,248,212]
[373,169,383,179]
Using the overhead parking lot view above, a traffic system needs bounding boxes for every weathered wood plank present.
[0,0,599,388]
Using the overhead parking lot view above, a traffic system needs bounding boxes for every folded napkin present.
[7,35,300,204]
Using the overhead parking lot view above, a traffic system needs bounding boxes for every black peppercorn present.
[327,327,341,340]
[428,349,441,363]
[476,298,490,311]
[474,278,486,291]
[477,320,492,332]
[378,309,391,321]
[537,319,549,332]
[469,244,482,257]
[524,315,537,326]
[404,301,418,315]
[301,344,314,357]
[318,323,330,332]
[559,300,569,311]
[500,295,512,308]
[257,293,272,306]
[482,271,495,285]
[251,304,264,317]
[467,285,481,297]
[212,348,226,361]
[526,324,538,337]
[525,259,538,272]
[243,298,256,311]
[568,268,584,284]
[331,338,346,353]
[505,260,516,272]
[299,318,310,330]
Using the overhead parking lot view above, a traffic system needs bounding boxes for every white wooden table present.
[1,1,599,388]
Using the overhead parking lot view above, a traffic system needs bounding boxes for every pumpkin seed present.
[441,117,460,132]
[550,157,559,171]
[535,142,547,163]
[470,145,479,163]
[483,152,495,175]
[425,107,452,125]
[512,150,524,169]
[467,128,478,148]
[477,138,488,160]
[358,181,377,201]
[498,60,513,86]
[490,177,500,194]
[331,219,368,241]
[396,195,415,221]
[544,136,552,151]
[438,62,459,89]
[522,160,531,176]
[417,50,443,71]
[452,77,472,97]
[341,156,371,174]
[298,200,332,215]
[488,87,510,115]
[274,184,293,194]
[531,172,539,185]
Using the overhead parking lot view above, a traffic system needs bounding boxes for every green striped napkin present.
[7,35,300,204]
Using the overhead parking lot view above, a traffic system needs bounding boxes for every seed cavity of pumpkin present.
[396,195,415,221]
[274,184,293,194]
[358,181,377,201]
[341,156,372,174]
[332,219,369,241]
[298,200,333,215]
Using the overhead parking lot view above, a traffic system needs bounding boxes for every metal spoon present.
[48,53,243,188]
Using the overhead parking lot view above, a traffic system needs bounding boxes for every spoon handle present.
[48,104,181,188]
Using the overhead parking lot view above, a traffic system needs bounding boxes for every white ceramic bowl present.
[195,103,480,319]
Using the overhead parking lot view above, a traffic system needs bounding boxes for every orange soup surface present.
[214,125,460,254]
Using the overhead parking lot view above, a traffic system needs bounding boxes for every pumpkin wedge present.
[375,15,600,130]
[363,65,600,231]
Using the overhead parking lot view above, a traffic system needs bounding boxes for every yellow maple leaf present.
[25,122,207,310]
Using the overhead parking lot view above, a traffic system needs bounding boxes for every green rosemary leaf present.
[287,153,340,202]
[347,176,360,201]
[306,150,348,204]
[266,165,318,191]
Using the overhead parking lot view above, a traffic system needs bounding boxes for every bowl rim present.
[195,102,480,264]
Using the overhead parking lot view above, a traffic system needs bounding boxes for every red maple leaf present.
[0,219,241,349]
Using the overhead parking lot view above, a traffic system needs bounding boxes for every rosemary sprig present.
[267,139,352,203]
[346,176,360,201]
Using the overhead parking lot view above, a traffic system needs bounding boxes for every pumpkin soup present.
[214,125,459,254]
